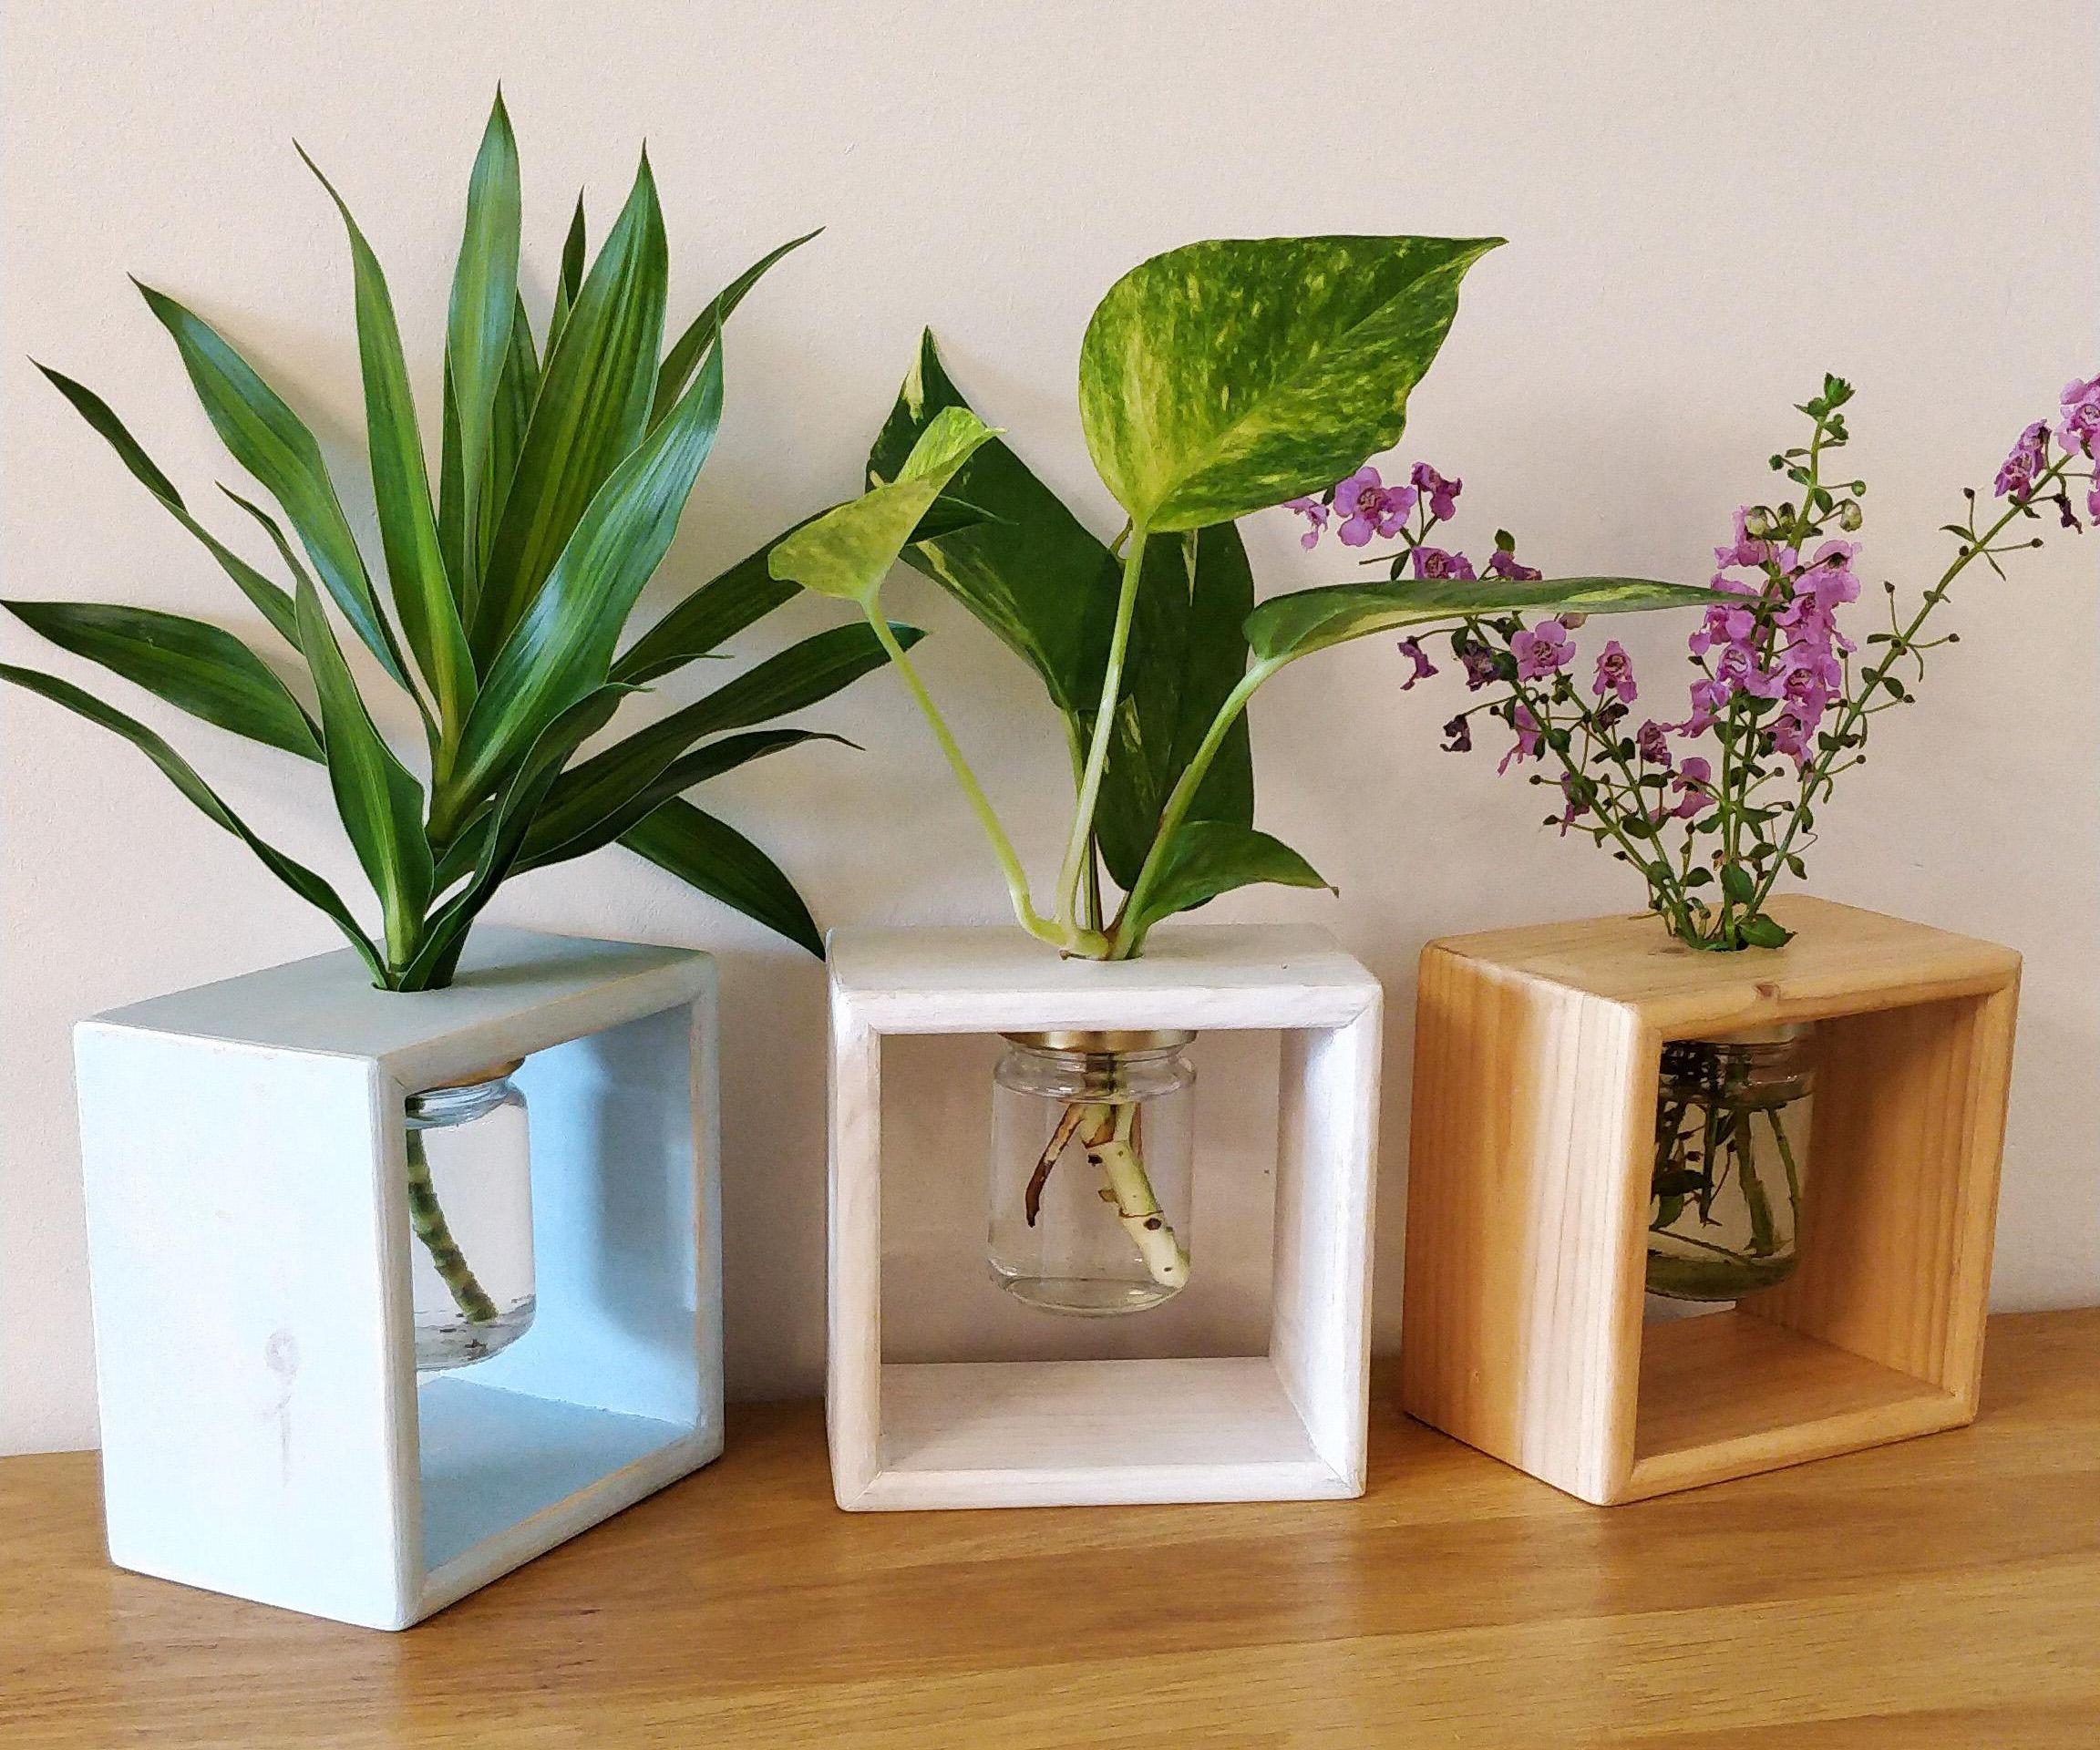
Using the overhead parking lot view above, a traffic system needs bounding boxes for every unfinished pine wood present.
[1,1311,2094,1748]
[1403,896,2021,1506]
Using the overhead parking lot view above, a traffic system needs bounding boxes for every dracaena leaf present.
[300,146,476,737]
[0,661,386,984]
[545,193,587,363]
[438,340,726,835]
[520,726,843,871]
[293,573,432,961]
[36,364,301,648]
[770,407,997,607]
[866,330,1118,720]
[443,91,523,614]
[472,153,668,661]
[134,281,414,692]
[619,796,821,956]
[651,229,821,429]
[535,620,918,853]
[1122,818,1332,947]
[1244,575,1717,666]
[1078,235,1503,531]
[2,599,320,759]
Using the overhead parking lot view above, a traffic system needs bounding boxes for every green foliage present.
[5,96,910,986]
[1118,819,1330,946]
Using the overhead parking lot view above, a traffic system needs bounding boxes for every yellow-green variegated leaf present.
[1245,575,1717,666]
[1077,235,1502,531]
[768,406,996,606]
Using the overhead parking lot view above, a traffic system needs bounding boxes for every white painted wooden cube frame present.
[827,923,1383,1510]
[73,928,722,1629]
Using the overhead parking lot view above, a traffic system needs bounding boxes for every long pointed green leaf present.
[396,685,625,990]
[438,339,726,834]
[299,146,475,739]
[293,573,432,965]
[36,365,301,647]
[443,92,523,616]
[1124,818,1332,945]
[134,281,413,691]
[479,296,540,589]
[867,332,1117,720]
[1245,574,1718,665]
[650,228,820,429]
[535,620,919,853]
[1079,236,1503,530]
[4,599,320,759]
[771,407,996,608]
[544,193,587,363]
[520,726,840,871]
[619,797,821,956]
[472,155,668,661]
[0,662,386,983]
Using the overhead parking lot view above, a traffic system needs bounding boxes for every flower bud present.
[1838,500,1863,531]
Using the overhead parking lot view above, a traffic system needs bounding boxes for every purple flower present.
[1556,772,1589,837]
[1440,713,1473,754]
[1634,718,1673,767]
[1769,708,1817,767]
[1688,601,1757,658]
[1714,506,1771,572]
[1410,545,1477,582]
[1497,703,1542,774]
[1395,636,1438,689]
[2057,376,2100,458]
[1409,462,1461,520]
[1662,756,1714,820]
[2088,482,2100,525]
[2059,493,2084,531]
[1457,641,1498,690]
[1510,618,1571,681]
[1486,548,1543,582]
[1995,421,2048,502]
[1333,467,1416,546]
[1284,495,1330,550]
[1592,640,1637,705]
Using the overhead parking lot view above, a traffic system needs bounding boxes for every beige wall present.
[4,2,2095,1452]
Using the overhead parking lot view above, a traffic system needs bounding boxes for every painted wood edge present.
[840,1459,1360,1512]
[826,990,882,1506]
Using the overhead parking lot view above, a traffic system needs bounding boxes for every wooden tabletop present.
[5,1310,2097,1747]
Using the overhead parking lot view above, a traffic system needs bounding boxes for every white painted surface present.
[73,930,718,1628]
[828,924,1381,1508]
[5,5,2096,1454]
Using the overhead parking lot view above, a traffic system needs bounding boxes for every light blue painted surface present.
[417,1377,690,1569]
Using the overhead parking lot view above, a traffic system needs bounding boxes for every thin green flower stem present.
[1107,656,1281,959]
[405,1127,499,1323]
[1055,520,1149,942]
[863,611,1082,953]
[1744,451,2074,917]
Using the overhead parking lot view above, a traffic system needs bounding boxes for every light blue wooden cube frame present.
[72,928,721,1629]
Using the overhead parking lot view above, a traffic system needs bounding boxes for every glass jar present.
[406,1064,536,1372]
[1647,1024,1815,1302]
[987,1031,1196,1316]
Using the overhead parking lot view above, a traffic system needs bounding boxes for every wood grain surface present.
[2,1310,2095,1747]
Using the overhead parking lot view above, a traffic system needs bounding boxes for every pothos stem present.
[1086,1099,1189,1290]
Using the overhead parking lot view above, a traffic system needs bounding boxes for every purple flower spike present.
[1485,549,1542,582]
[1395,636,1438,690]
[2057,376,2100,458]
[1714,506,1771,573]
[1333,467,1416,546]
[1995,421,2048,502]
[1591,639,1637,705]
[1662,756,1714,820]
[1410,545,1477,582]
[1458,642,1499,691]
[1510,618,1571,682]
[1284,495,1330,550]
[1633,718,1673,767]
[1409,462,1461,520]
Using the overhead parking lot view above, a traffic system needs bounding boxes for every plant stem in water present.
[404,1127,499,1323]
[1086,1100,1189,1290]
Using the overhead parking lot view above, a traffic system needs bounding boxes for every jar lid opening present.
[1001,1029,1195,1054]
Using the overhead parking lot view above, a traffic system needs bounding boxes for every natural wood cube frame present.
[1402,896,2020,1506]
[827,924,1383,1510]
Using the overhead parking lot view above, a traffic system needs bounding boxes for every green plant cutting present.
[1,94,932,1329]
[770,233,1718,1292]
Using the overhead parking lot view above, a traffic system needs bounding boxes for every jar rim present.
[1001,1029,1195,1054]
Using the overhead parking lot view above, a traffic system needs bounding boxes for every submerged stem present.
[1087,1098,1189,1289]
[404,1127,499,1323]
